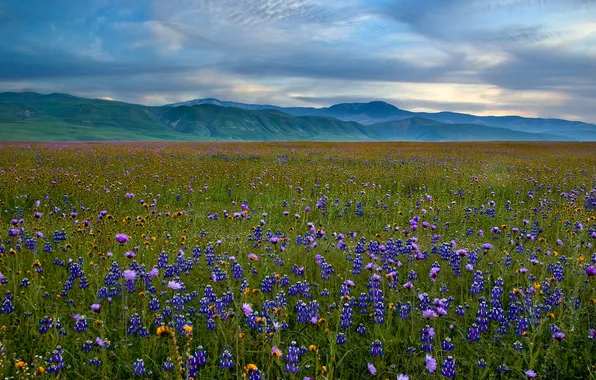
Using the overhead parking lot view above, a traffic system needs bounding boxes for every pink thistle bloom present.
[423,309,438,319]
[425,354,437,373]
[115,233,130,244]
[367,363,377,375]
[122,270,136,281]
[241,303,253,316]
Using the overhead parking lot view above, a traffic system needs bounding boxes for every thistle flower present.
[242,303,253,316]
[122,270,136,281]
[367,363,377,375]
[115,233,130,244]
[425,354,437,373]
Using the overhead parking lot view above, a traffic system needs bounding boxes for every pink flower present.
[429,267,440,282]
[367,363,377,375]
[149,267,159,277]
[525,369,537,378]
[122,269,136,281]
[423,309,438,319]
[91,303,101,312]
[242,303,253,316]
[425,354,437,373]
[586,265,596,277]
[168,281,183,290]
[115,233,130,244]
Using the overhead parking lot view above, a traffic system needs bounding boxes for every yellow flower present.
[15,361,25,371]
[184,325,193,336]
[36,366,46,375]
[246,364,258,372]
[308,345,317,352]
[157,325,174,337]
[272,347,282,357]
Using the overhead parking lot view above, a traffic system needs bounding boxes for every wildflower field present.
[0,142,595,379]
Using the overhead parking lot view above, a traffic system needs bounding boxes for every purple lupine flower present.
[441,356,456,378]
[132,358,146,376]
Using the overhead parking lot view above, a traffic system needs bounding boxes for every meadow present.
[0,142,595,379]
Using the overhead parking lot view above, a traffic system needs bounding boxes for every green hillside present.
[0,92,576,142]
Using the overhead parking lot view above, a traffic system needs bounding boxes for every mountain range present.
[0,92,594,142]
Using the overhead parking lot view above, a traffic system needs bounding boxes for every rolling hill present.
[0,92,581,141]
[170,98,596,140]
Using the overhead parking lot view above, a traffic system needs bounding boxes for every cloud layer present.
[1,0,595,121]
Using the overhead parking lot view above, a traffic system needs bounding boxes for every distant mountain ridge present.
[169,98,596,140]
[0,91,587,141]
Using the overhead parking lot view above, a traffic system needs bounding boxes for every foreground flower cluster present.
[0,142,595,379]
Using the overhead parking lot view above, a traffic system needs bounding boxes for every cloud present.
[0,0,595,123]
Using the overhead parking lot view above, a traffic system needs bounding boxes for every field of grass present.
[0,142,595,379]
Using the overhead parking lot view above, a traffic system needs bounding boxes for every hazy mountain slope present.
[169,98,596,139]
[0,92,580,141]
[368,118,574,141]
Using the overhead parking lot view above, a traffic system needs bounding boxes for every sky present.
[1,0,595,122]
